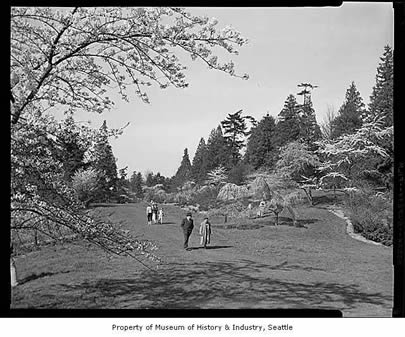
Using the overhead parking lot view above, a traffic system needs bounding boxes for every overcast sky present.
[71,3,393,178]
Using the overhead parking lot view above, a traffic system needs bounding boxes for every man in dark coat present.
[181,212,194,250]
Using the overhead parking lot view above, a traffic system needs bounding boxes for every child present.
[158,208,164,224]
[199,217,212,249]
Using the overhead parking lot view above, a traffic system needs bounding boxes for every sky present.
[71,3,393,178]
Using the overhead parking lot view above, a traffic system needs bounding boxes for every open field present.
[11,200,393,316]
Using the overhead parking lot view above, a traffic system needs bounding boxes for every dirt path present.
[11,202,393,316]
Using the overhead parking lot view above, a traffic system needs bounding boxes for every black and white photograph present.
[9,3,398,318]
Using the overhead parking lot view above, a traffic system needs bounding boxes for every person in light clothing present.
[152,202,158,224]
[199,217,212,249]
[146,204,153,225]
[158,208,164,224]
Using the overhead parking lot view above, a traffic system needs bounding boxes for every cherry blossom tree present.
[10,7,248,265]
[10,7,248,125]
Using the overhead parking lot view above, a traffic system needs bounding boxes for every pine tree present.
[54,116,87,181]
[365,45,394,188]
[244,113,277,169]
[116,166,131,201]
[331,81,365,139]
[130,171,144,198]
[191,137,209,184]
[296,83,322,147]
[221,110,254,166]
[172,148,193,188]
[367,45,393,127]
[206,125,231,172]
[91,120,118,202]
[273,94,301,149]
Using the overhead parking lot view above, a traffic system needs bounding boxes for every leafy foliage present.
[71,167,100,207]
[316,117,393,189]
[347,189,393,246]
[205,166,228,187]
[276,141,320,182]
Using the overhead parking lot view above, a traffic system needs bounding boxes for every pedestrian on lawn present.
[199,217,212,249]
[146,204,153,225]
[152,202,159,224]
[180,211,194,250]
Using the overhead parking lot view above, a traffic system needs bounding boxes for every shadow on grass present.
[32,259,392,310]
[215,218,316,230]
[186,245,233,250]
[18,271,70,285]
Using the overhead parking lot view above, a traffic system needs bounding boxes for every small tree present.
[205,166,228,187]
[316,117,392,190]
[71,167,99,208]
[275,141,320,205]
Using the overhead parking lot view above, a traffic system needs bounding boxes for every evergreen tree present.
[91,120,118,202]
[273,94,301,149]
[296,83,322,147]
[191,137,209,184]
[130,171,144,198]
[54,116,87,181]
[367,45,393,127]
[116,166,131,201]
[331,81,365,139]
[172,148,193,188]
[365,45,394,188]
[244,113,277,169]
[145,170,154,187]
[206,125,231,172]
[221,110,255,166]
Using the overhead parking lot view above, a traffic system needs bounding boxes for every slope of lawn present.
[11,200,393,316]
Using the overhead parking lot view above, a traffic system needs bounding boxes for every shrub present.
[346,189,393,246]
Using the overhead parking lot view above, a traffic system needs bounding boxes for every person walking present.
[146,204,153,225]
[152,202,158,224]
[199,217,212,249]
[158,208,164,224]
[180,212,194,250]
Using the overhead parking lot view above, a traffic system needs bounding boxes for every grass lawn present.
[11,199,393,316]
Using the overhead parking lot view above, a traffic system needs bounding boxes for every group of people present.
[146,201,164,225]
[146,201,213,250]
[180,212,212,250]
